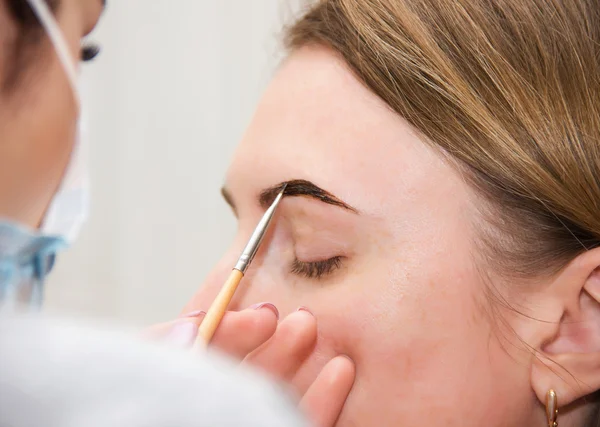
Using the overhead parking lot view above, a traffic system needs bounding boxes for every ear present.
[531,247,600,407]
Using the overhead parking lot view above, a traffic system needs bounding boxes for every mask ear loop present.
[25,0,80,109]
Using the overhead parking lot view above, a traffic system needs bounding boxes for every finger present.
[142,312,206,340]
[210,304,279,359]
[143,305,278,357]
[299,355,355,427]
[244,309,317,381]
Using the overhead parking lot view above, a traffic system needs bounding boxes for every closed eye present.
[290,256,344,279]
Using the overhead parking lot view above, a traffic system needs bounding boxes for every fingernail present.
[180,310,206,318]
[165,322,198,347]
[340,354,354,364]
[296,306,314,316]
[249,302,280,320]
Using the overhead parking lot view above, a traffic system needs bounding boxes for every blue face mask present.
[0,223,66,311]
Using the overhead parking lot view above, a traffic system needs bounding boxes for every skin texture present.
[176,46,600,426]
[2,1,598,424]
[0,0,103,227]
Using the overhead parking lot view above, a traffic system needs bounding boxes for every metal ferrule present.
[234,188,285,273]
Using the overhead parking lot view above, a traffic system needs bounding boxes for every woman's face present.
[187,46,543,426]
[0,0,103,227]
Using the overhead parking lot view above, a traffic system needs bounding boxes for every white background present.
[46,1,303,326]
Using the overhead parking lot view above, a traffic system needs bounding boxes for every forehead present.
[226,46,465,218]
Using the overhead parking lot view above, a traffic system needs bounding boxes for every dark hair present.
[2,0,59,91]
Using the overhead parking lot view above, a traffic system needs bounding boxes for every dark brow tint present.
[259,179,358,213]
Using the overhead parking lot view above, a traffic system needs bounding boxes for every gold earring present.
[546,389,558,427]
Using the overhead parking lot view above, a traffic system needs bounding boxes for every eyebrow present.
[221,179,359,214]
[221,187,238,216]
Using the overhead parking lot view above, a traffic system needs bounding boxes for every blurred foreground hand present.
[0,313,309,427]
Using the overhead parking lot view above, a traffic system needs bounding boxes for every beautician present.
[0,1,326,426]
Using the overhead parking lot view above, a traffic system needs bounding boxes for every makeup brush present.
[193,185,286,349]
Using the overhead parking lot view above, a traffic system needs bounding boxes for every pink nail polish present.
[180,310,206,318]
[296,306,314,316]
[249,302,280,320]
[165,322,198,347]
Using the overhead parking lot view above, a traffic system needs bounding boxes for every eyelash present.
[81,43,101,62]
[290,256,344,279]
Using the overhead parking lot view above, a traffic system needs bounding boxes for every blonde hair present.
[286,0,600,280]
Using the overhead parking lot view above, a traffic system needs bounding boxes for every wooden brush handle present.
[194,269,244,349]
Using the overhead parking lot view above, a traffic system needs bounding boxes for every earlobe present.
[530,248,600,407]
[531,349,600,406]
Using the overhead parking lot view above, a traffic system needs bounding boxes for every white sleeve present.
[0,314,309,427]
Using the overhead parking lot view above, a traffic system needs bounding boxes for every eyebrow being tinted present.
[260,180,359,213]
[221,180,359,214]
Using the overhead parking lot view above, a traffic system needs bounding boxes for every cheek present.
[292,255,533,425]
[0,62,77,226]
[182,214,535,425]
